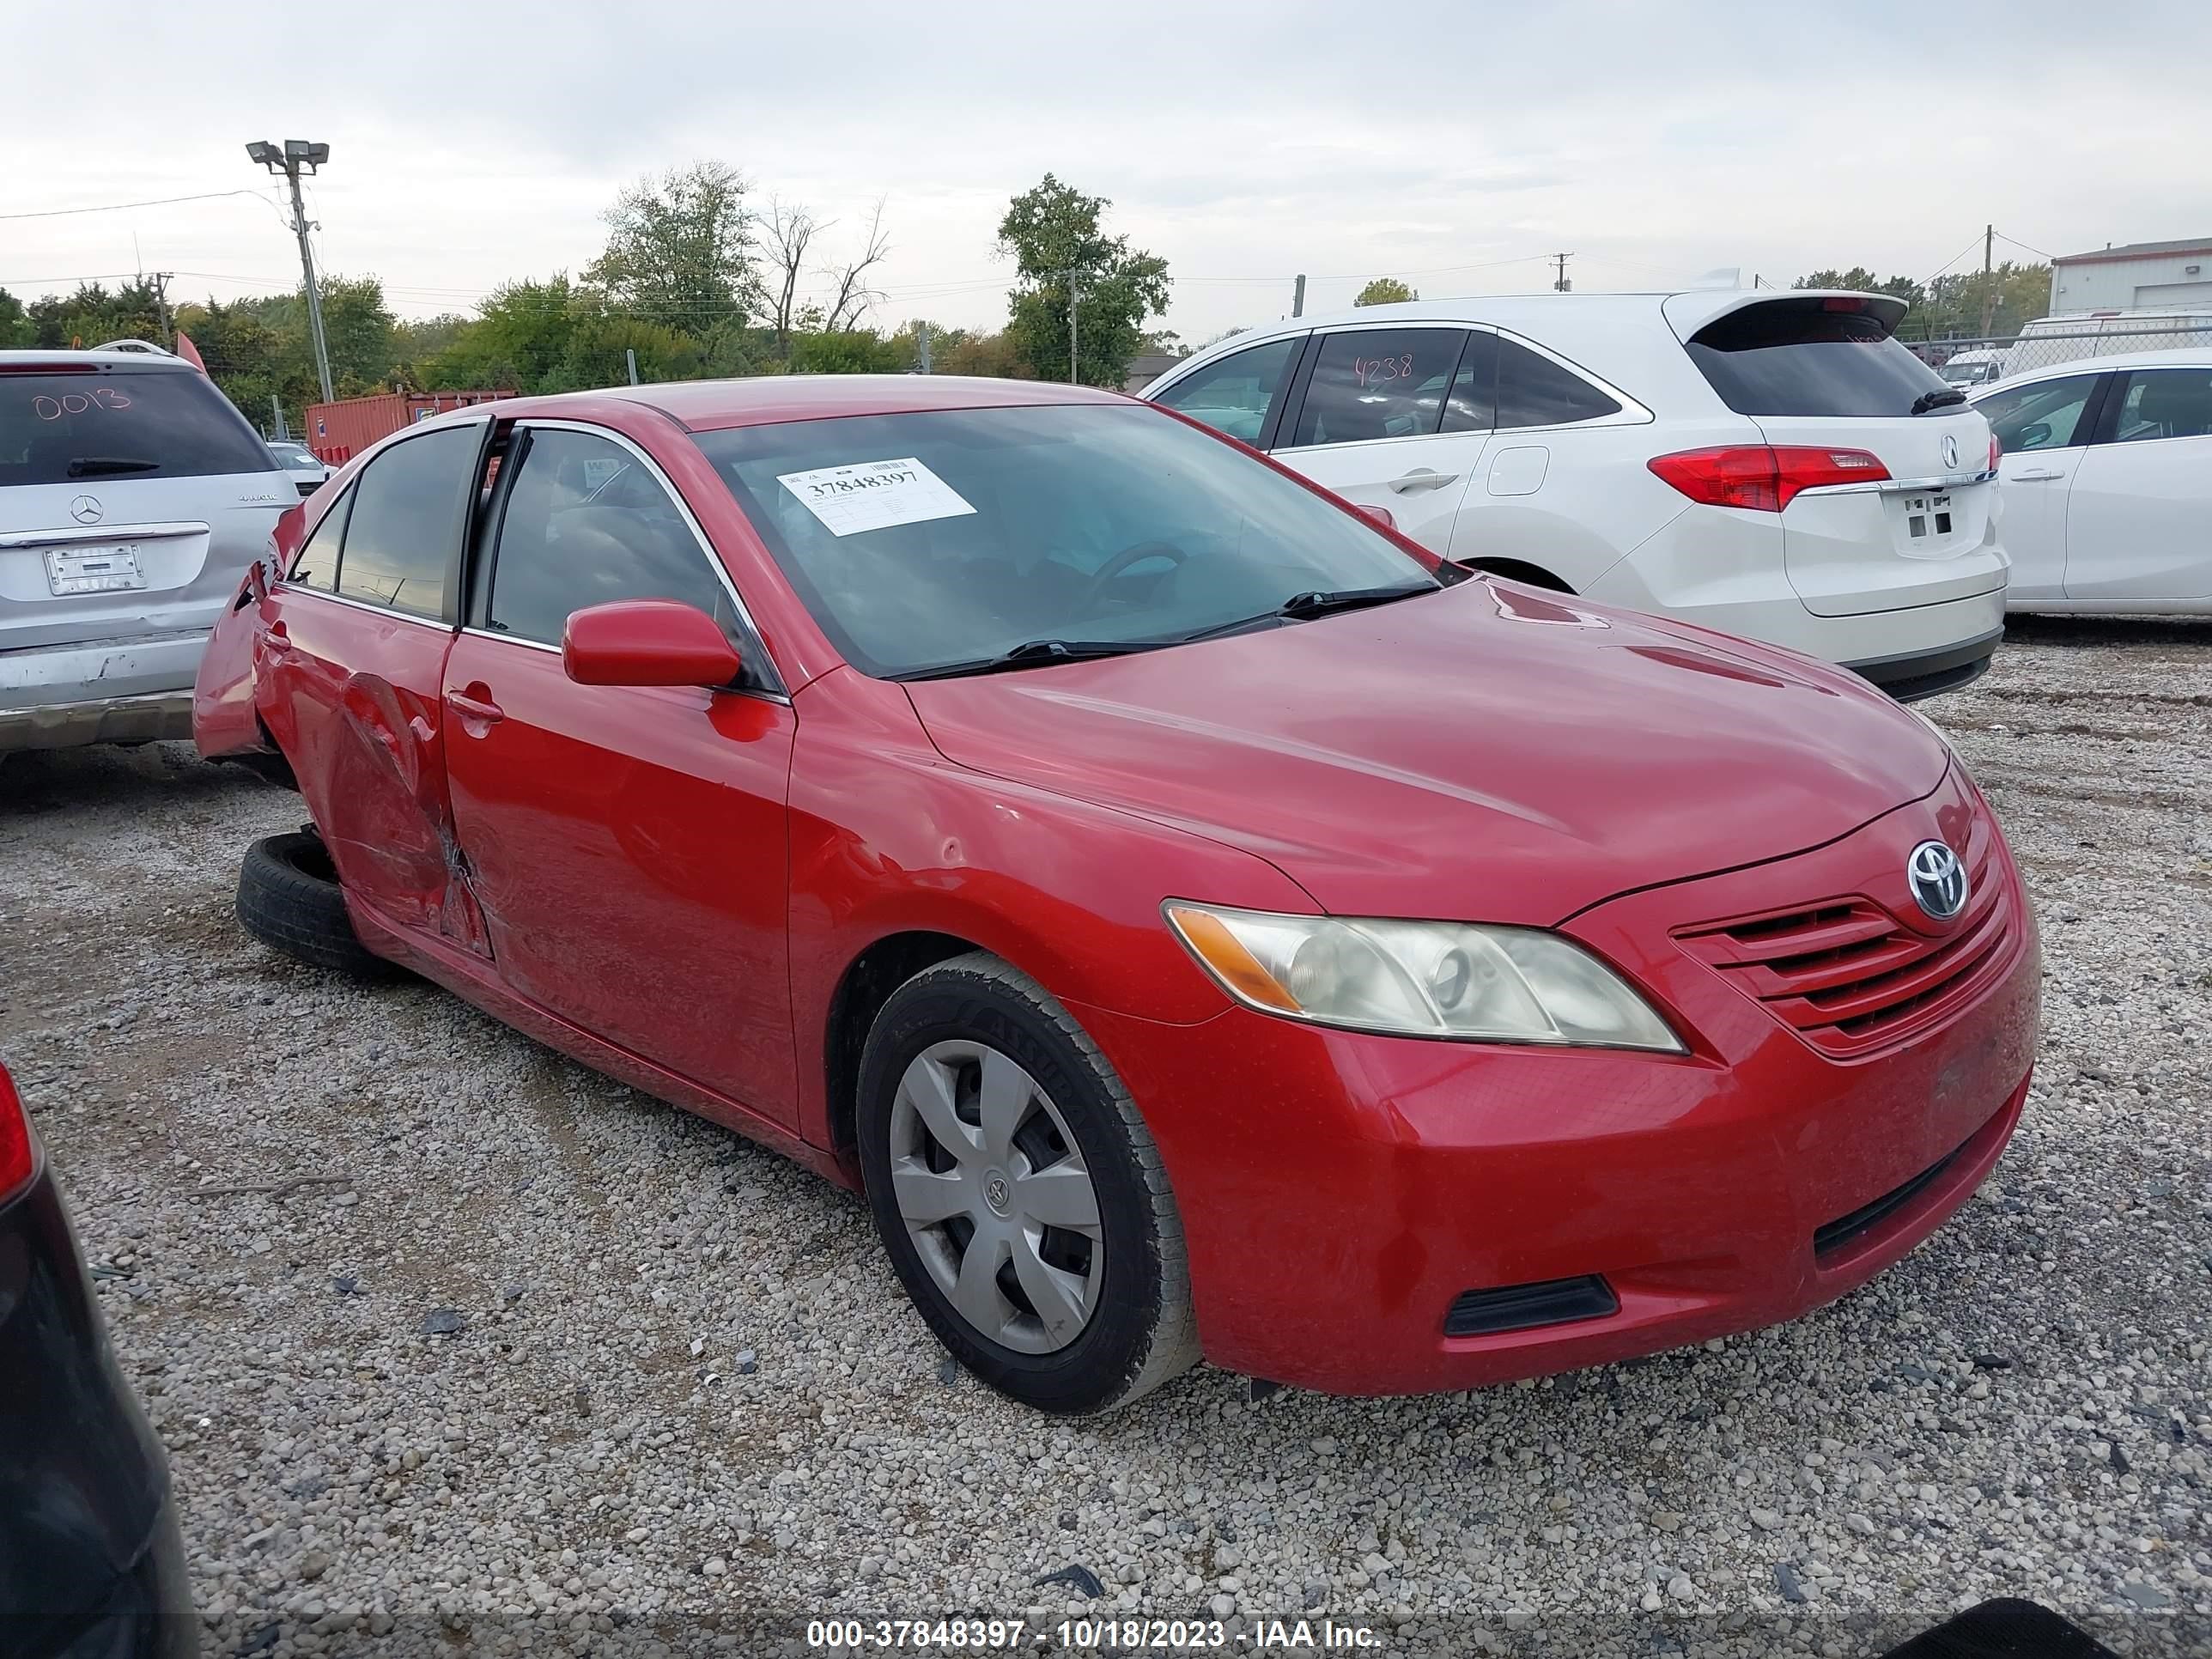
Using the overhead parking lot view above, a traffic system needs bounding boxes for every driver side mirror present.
[562,599,744,690]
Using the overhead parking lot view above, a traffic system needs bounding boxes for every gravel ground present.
[3,614,2209,1659]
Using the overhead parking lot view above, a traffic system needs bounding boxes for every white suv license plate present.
[1900,493,1955,541]
[45,544,146,595]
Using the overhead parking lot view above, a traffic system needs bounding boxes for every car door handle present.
[446,690,505,726]
[1388,468,1461,494]
[2012,468,2066,481]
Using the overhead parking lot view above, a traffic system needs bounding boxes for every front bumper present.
[1082,770,2039,1395]
[0,633,208,752]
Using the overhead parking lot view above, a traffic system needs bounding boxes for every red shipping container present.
[304,389,515,465]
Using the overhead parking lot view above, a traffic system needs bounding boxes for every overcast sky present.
[9,0,2209,346]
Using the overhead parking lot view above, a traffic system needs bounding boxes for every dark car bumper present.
[1,1165,194,1658]
[1844,623,2003,702]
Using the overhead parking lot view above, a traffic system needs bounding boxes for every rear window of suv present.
[0,368,276,486]
[1683,299,1954,418]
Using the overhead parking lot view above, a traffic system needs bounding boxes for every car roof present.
[489,374,1135,434]
[1149,288,1905,412]
[1978,346,2212,392]
[0,349,204,373]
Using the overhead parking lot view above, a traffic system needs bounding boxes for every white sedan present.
[1974,349,2212,613]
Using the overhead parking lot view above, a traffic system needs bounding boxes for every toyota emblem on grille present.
[1907,840,1968,921]
[69,495,104,524]
[1939,434,1960,471]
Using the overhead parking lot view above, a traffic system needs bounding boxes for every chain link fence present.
[1905,319,2212,388]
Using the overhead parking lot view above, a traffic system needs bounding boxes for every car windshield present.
[270,444,321,470]
[695,403,1440,678]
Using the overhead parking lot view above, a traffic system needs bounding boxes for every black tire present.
[856,952,1200,1415]
[234,830,394,979]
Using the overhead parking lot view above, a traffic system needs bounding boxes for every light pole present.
[247,139,335,405]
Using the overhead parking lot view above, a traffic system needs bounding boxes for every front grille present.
[1443,1274,1619,1338]
[1814,1138,1967,1260]
[1672,814,2017,1058]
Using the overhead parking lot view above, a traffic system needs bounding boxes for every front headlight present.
[1164,902,1685,1052]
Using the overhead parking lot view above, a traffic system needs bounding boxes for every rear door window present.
[2106,368,2212,443]
[1684,297,1955,417]
[0,368,276,484]
[334,427,480,618]
[1977,374,2100,452]
[1287,328,1465,447]
[1495,339,1622,428]
[1150,338,1300,446]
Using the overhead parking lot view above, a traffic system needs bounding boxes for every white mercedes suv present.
[1146,290,2009,699]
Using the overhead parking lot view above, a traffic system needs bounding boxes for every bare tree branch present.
[821,198,892,333]
[763,195,823,363]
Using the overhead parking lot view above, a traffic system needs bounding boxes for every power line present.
[0,188,275,222]
[1993,229,2056,261]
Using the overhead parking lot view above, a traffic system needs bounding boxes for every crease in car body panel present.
[249,596,489,957]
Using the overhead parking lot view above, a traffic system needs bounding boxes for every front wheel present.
[856,953,1200,1414]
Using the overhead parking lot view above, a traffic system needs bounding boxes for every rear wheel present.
[234,830,394,979]
[856,952,1199,1414]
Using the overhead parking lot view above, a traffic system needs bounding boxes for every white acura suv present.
[1146,290,2009,700]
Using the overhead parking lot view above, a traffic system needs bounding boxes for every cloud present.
[7,0,2209,341]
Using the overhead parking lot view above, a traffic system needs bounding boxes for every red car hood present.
[903,580,1950,926]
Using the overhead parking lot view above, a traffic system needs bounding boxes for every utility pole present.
[1552,252,1573,293]
[1064,269,1083,386]
[1291,274,1306,318]
[916,321,933,374]
[1978,223,1996,339]
[270,395,287,441]
[149,271,173,349]
[625,348,640,386]
[246,140,335,405]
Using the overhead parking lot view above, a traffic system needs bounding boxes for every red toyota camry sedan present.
[194,376,2038,1414]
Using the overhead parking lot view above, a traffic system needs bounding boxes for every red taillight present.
[1648,446,1891,512]
[0,1063,32,1200]
[1988,433,2002,470]
[1821,296,1868,313]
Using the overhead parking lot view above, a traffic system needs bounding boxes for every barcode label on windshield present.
[777,457,976,538]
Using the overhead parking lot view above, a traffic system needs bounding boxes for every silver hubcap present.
[888,1040,1103,1354]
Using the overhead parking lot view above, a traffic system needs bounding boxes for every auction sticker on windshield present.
[777,457,976,538]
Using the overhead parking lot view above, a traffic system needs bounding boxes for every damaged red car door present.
[254,420,489,950]
[437,421,799,1126]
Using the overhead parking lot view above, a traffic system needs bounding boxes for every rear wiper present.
[1179,581,1437,643]
[1910,388,1968,415]
[66,456,161,477]
[896,638,1165,682]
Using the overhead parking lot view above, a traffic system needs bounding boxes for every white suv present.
[2,350,295,753]
[1146,291,2009,700]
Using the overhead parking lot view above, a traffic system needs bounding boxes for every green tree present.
[937,330,1030,379]
[1793,269,1925,307]
[586,161,761,338]
[422,276,592,391]
[28,281,165,349]
[0,288,30,349]
[997,174,1169,387]
[788,329,901,374]
[1354,277,1418,307]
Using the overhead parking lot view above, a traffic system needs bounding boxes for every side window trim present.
[1490,328,1650,431]
[479,418,787,700]
[465,422,531,630]
[1258,331,1322,452]
[2078,372,2123,448]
